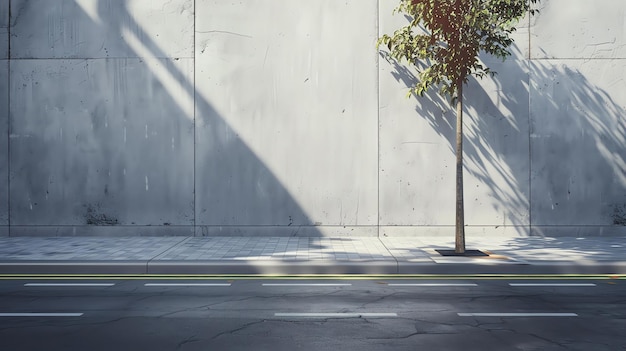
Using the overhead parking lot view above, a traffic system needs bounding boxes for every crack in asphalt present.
[526,332,571,349]
[182,290,350,312]
[175,333,199,350]
[207,320,267,341]
[365,331,425,340]
[1,279,625,349]
[355,292,399,309]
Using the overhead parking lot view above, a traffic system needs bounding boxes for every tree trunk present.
[455,81,466,254]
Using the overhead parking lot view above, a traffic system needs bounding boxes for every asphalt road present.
[0,276,624,350]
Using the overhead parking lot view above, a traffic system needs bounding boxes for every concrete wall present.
[2,0,625,237]
[378,0,532,238]
[194,0,378,237]
[1,0,8,236]
[528,0,626,236]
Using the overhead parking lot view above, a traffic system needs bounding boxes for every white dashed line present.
[274,313,397,318]
[0,313,84,317]
[509,283,596,287]
[458,313,578,317]
[262,284,352,287]
[389,283,478,287]
[24,283,115,287]
[144,283,231,287]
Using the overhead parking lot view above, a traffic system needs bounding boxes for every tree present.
[378,0,539,254]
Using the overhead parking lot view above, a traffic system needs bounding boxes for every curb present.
[2,260,626,275]
[397,261,626,275]
[0,261,148,274]
[147,260,398,275]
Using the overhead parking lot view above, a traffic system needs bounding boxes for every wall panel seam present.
[7,0,11,235]
[376,0,381,237]
[193,0,197,235]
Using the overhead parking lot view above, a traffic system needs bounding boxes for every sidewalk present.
[0,235,625,275]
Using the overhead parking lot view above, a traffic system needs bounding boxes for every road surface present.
[0,275,624,350]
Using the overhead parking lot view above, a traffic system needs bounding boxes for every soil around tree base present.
[435,249,489,257]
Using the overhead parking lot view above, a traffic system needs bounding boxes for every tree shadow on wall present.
[528,60,626,234]
[380,47,626,237]
[9,0,318,235]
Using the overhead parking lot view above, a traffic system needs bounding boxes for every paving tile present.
[0,236,625,270]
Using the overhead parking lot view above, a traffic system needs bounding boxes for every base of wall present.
[381,226,626,237]
[380,226,531,238]
[7,226,195,237]
[4,225,626,237]
[5,225,378,237]
[193,225,378,237]
[530,226,626,237]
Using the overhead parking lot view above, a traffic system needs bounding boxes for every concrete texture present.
[1,0,8,233]
[1,60,7,227]
[531,0,626,59]
[529,60,626,231]
[378,1,530,233]
[194,0,378,229]
[1,235,625,275]
[526,0,626,236]
[194,225,378,238]
[9,58,195,226]
[378,56,456,227]
[10,0,194,59]
[378,0,456,227]
[3,0,626,237]
[463,58,531,228]
[0,0,7,59]
[0,0,6,227]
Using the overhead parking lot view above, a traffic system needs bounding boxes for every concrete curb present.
[1,260,626,275]
[147,260,399,275]
[397,262,626,274]
[0,261,149,274]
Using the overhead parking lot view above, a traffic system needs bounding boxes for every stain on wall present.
[84,204,118,226]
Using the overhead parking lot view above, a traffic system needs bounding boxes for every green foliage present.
[378,0,539,100]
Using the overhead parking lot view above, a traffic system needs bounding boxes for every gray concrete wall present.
[1,0,8,236]
[528,0,626,236]
[8,0,196,236]
[193,0,378,237]
[2,0,625,237]
[379,0,626,238]
[378,0,532,238]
